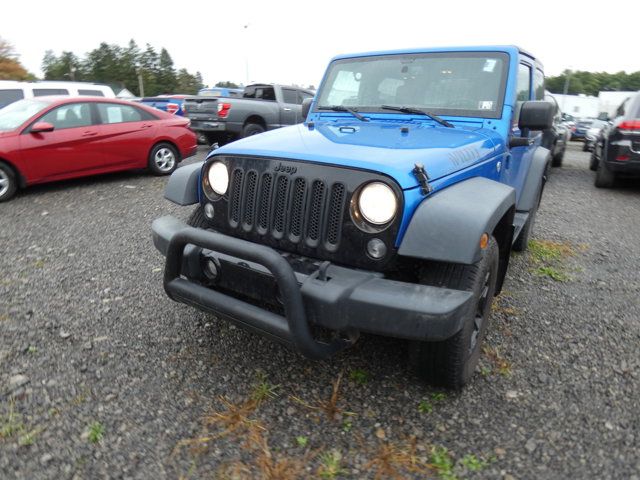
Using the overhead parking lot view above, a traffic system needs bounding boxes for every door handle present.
[82,131,98,137]
[140,124,153,129]
[283,108,292,112]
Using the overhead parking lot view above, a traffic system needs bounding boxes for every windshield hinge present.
[413,163,432,195]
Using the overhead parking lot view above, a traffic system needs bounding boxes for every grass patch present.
[317,450,347,479]
[251,371,279,405]
[348,368,369,385]
[429,446,456,480]
[460,453,490,472]
[418,392,447,414]
[365,437,434,479]
[0,400,25,440]
[482,346,512,377]
[295,435,308,447]
[535,266,570,282]
[527,239,576,282]
[87,422,104,444]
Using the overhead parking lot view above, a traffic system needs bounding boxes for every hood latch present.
[412,163,432,195]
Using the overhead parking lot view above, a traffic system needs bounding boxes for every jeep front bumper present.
[152,215,474,359]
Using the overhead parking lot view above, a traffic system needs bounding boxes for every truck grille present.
[227,167,346,251]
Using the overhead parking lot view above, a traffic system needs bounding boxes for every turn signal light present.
[218,103,232,118]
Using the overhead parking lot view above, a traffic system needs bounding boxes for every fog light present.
[204,203,215,219]
[204,259,219,279]
[367,238,387,259]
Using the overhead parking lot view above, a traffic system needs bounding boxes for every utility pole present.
[562,69,572,113]
[138,68,145,97]
[244,23,250,85]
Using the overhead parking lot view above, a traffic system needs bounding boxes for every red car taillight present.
[166,103,179,115]
[618,120,640,131]
[217,102,231,118]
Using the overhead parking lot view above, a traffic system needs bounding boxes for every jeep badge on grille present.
[274,163,297,175]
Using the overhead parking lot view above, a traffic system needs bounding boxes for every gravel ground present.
[1,143,638,479]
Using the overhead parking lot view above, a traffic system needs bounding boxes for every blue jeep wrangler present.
[151,46,554,388]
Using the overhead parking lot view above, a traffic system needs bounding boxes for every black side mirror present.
[301,97,313,120]
[519,101,555,131]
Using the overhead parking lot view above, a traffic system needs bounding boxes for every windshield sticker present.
[479,101,494,110]
[483,59,497,72]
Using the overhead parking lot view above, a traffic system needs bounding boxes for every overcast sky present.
[3,0,639,89]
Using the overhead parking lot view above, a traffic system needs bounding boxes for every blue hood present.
[214,120,498,189]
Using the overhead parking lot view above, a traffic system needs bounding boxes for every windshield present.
[0,99,50,131]
[316,52,509,119]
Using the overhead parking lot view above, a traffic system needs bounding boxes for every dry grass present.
[364,437,435,479]
[482,346,512,376]
[291,372,355,421]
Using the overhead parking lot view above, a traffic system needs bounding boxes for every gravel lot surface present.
[1,143,638,479]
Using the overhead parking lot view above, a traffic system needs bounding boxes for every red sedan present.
[0,97,197,201]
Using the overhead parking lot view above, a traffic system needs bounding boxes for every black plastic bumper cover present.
[152,215,474,358]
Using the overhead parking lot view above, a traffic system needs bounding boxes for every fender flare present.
[517,146,551,212]
[164,161,203,206]
[398,177,516,265]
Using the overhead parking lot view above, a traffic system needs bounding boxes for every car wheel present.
[589,150,599,171]
[551,146,564,167]
[409,237,499,389]
[582,142,589,152]
[0,162,18,202]
[241,123,265,138]
[148,143,179,176]
[594,159,615,188]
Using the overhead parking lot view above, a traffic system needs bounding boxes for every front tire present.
[0,162,18,202]
[551,146,564,167]
[409,237,499,389]
[148,143,179,176]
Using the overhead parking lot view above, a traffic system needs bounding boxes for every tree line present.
[41,40,204,96]
[546,70,640,97]
[0,38,35,81]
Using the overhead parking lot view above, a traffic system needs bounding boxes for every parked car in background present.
[0,97,197,201]
[183,83,314,145]
[543,94,569,167]
[198,87,243,98]
[139,95,188,116]
[0,81,116,109]
[583,119,609,152]
[589,91,640,188]
[570,118,593,140]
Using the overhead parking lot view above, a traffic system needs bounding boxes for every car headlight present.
[358,182,397,225]
[206,161,229,196]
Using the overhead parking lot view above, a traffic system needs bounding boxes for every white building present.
[598,91,635,118]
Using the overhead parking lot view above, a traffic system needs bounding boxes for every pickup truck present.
[152,46,555,388]
[183,83,314,145]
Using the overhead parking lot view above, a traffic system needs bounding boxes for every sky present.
[2,0,639,89]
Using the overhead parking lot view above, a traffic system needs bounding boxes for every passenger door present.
[19,102,104,180]
[280,88,302,125]
[503,62,537,204]
[94,102,158,168]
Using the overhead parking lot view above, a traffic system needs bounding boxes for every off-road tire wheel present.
[0,162,18,202]
[409,237,499,389]
[582,142,589,152]
[594,158,615,188]
[241,123,265,138]
[148,143,179,176]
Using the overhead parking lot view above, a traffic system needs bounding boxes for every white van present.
[0,81,116,108]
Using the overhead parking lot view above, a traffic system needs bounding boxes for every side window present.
[534,69,545,100]
[97,103,154,124]
[33,88,69,97]
[298,91,313,104]
[39,103,93,129]
[78,89,105,97]
[243,86,256,99]
[258,87,276,101]
[0,89,24,108]
[514,63,531,125]
[282,89,298,104]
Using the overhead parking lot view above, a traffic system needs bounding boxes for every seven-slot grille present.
[227,167,347,250]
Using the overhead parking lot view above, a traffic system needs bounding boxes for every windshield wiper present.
[380,105,454,128]
[317,105,369,122]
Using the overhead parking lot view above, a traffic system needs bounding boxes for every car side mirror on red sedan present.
[31,122,55,134]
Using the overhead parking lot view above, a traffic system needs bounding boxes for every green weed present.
[87,422,104,444]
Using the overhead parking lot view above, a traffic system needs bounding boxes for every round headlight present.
[208,161,229,195]
[358,182,397,225]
